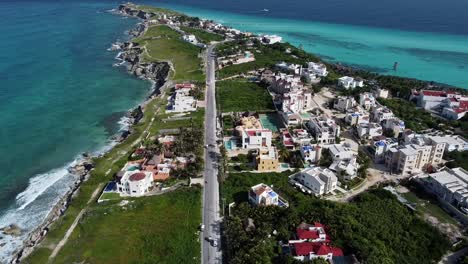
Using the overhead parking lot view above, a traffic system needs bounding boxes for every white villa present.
[338,76,364,89]
[248,183,288,207]
[239,128,272,149]
[293,167,338,196]
[356,122,383,139]
[117,170,153,196]
[359,92,376,110]
[334,96,356,112]
[306,115,341,144]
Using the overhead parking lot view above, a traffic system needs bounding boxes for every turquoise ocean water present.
[0,1,150,259]
[1,0,468,260]
[148,2,468,88]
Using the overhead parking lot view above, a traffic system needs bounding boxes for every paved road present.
[202,44,222,264]
[439,247,468,264]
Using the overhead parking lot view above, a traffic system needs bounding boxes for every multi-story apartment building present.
[306,115,341,144]
[385,137,446,176]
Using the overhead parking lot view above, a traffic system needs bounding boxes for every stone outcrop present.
[0,225,21,237]
[117,3,157,20]
[10,155,95,263]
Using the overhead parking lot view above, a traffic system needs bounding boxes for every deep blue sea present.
[1,0,468,260]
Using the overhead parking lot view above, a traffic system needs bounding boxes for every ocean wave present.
[117,115,132,131]
[15,161,77,210]
[0,160,78,263]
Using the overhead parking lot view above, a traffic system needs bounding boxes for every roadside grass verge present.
[52,188,201,264]
[216,80,274,113]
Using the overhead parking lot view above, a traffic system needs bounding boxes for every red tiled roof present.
[314,222,324,228]
[453,108,467,114]
[297,228,320,240]
[316,245,332,256]
[459,101,468,110]
[331,247,344,256]
[129,172,146,182]
[422,90,446,97]
[293,242,341,257]
[175,83,193,89]
[293,242,314,256]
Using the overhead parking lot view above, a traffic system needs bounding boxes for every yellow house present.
[256,147,279,172]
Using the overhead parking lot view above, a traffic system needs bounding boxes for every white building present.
[248,183,288,207]
[356,123,383,139]
[270,73,303,94]
[182,34,197,44]
[382,118,405,138]
[371,106,394,123]
[334,96,356,112]
[282,89,313,113]
[167,84,197,113]
[306,115,341,144]
[345,111,370,126]
[429,135,468,152]
[373,137,398,163]
[422,167,468,209]
[410,90,468,120]
[302,62,328,82]
[276,62,302,75]
[294,167,338,196]
[338,76,364,89]
[307,62,328,77]
[442,107,467,120]
[240,129,272,149]
[300,145,322,164]
[261,34,282,44]
[372,87,389,99]
[291,129,314,145]
[329,157,359,180]
[359,92,376,110]
[117,170,153,196]
[328,144,355,161]
[385,138,446,176]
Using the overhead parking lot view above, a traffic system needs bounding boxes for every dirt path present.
[47,94,164,262]
[48,183,104,262]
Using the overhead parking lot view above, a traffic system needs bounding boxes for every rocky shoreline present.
[8,4,172,263]
[8,156,94,263]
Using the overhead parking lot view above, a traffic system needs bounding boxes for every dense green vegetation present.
[445,150,468,171]
[48,188,201,264]
[134,25,204,81]
[377,98,439,132]
[180,26,224,43]
[216,40,319,78]
[221,172,450,264]
[216,80,275,112]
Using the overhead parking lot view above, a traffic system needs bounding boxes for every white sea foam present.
[0,160,78,263]
[117,115,132,131]
[15,161,77,211]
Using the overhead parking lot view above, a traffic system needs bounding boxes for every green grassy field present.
[135,25,204,82]
[135,5,182,16]
[23,95,170,262]
[180,26,224,43]
[44,188,201,264]
[216,80,275,113]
